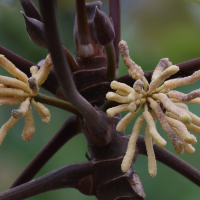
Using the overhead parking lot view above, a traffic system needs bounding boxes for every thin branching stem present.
[39,0,107,133]
[34,94,82,117]
[0,162,93,200]
[105,43,116,81]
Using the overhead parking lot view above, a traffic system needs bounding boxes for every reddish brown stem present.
[0,162,93,200]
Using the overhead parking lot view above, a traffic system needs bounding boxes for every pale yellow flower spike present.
[116,104,145,132]
[148,65,179,95]
[168,90,200,102]
[118,40,144,80]
[185,123,200,136]
[152,93,192,124]
[147,97,184,154]
[143,105,167,148]
[145,125,157,177]
[116,112,136,132]
[121,115,145,172]
[116,89,129,96]
[171,127,195,154]
[161,69,200,91]
[35,54,52,86]
[174,103,189,110]
[111,81,134,94]
[106,92,129,104]
[166,116,197,144]
[0,88,29,97]
[107,104,129,117]
[0,97,25,105]
[0,75,30,93]
[0,117,18,145]
[0,55,28,84]
[22,107,35,141]
[31,99,50,124]
[151,58,172,81]
[183,109,200,127]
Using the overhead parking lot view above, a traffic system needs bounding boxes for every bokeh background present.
[0,0,200,199]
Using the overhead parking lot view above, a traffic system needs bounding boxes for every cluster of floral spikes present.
[0,54,52,145]
[106,40,200,177]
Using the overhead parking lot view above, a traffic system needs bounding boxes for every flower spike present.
[0,54,52,144]
[106,40,200,177]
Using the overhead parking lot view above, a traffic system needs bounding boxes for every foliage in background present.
[0,0,200,199]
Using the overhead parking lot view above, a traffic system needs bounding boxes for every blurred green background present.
[0,0,200,199]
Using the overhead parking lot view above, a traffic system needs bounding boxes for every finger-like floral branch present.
[106,40,200,177]
[0,54,52,144]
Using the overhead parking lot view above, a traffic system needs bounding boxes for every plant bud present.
[21,12,47,48]
[94,7,115,46]
[20,0,43,22]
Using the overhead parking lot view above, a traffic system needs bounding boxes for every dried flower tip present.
[119,40,144,80]
[121,115,144,172]
[35,54,52,86]
[162,69,200,91]
[149,65,179,95]
[31,99,50,123]
[116,112,136,132]
[111,81,134,94]
[22,107,35,141]
[168,89,200,102]
[143,109,166,148]
[166,116,197,144]
[0,97,25,105]
[0,55,28,84]
[28,77,39,96]
[106,104,129,117]
[93,7,115,46]
[151,58,172,81]
[0,84,7,88]
[106,92,129,103]
[30,66,39,76]
[171,127,195,154]
[153,93,192,124]
[145,125,157,177]
[0,75,30,93]
[133,79,144,93]
[0,88,29,97]
[11,97,31,119]
[0,117,18,145]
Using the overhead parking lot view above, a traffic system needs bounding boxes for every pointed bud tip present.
[94,7,115,46]
[20,12,47,48]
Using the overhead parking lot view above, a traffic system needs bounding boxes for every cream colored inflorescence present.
[0,54,52,144]
[106,40,200,177]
